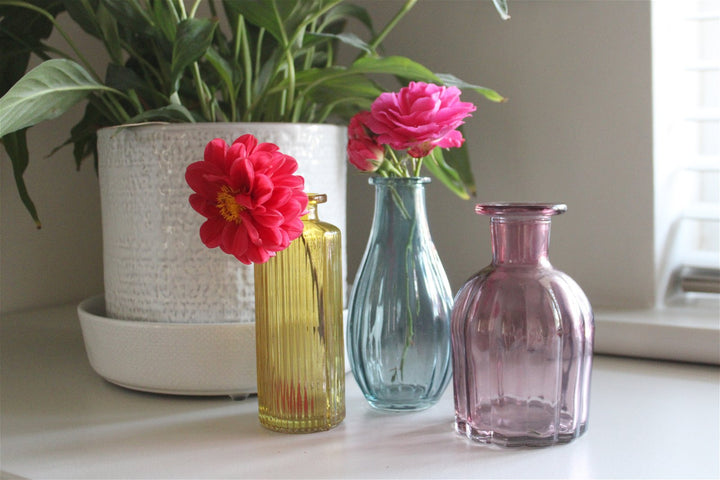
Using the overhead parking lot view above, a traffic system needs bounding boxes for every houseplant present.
[0,0,507,395]
[0,0,507,227]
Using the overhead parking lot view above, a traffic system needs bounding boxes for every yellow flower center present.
[216,186,244,224]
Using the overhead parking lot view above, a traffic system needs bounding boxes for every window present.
[653,0,720,307]
[595,0,719,366]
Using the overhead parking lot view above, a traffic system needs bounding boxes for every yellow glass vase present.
[254,193,345,433]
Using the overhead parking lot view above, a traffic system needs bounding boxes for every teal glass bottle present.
[347,177,452,411]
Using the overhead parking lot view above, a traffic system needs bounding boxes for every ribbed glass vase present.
[347,177,452,411]
[254,194,345,433]
[451,203,594,447]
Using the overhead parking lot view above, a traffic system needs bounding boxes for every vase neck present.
[370,177,430,232]
[303,193,327,222]
[490,217,554,266]
[476,203,565,267]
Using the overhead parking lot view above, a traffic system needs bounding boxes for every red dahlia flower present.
[185,134,308,265]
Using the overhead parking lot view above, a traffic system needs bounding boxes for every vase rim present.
[475,202,567,217]
[369,176,431,185]
[307,193,327,204]
[98,122,345,135]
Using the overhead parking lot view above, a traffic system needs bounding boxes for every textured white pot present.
[87,123,346,395]
[97,122,347,324]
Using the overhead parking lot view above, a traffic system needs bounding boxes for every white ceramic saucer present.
[77,295,257,397]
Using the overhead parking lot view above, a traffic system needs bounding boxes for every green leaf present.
[298,74,382,121]
[0,59,114,138]
[48,100,104,170]
[492,0,511,21]
[170,18,218,92]
[96,2,123,64]
[422,147,470,200]
[100,0,155,36]
[321,3,374,33]
[2,129,41,227]
[285,56,436,94]
[150,0,179,42]
[300,74,381,120]
[222,0,293,43]
[125,104,197,124]
[0,0,64,95]
[204,47,241,100]
[349,55,437,82]
[435,73,506,103]
[105,63,158,100]
[62,0,101,37]
[308,32,372,54]
[307,74,382,101]
[442,136,477,197]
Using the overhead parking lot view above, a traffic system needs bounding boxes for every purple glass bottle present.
[451,203,594,447]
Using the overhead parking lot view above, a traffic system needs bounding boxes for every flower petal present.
[199,217,227,248]
[203,138,229,170]
[252,174,274,205]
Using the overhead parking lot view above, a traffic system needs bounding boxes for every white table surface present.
[1,303,719,479]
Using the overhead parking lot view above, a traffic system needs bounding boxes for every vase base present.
[365,383,441,411]
[258,413,345,434]
[455,420,587,447]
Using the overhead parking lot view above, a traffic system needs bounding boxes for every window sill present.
[1,303,719,478]
[595,304,720,365]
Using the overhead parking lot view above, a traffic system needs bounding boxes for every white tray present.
[77,295,257,397]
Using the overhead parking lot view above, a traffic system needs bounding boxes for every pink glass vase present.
[451,203,594,447]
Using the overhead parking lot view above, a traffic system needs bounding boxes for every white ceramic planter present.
[97,122,347,324]
[84,123,346,396]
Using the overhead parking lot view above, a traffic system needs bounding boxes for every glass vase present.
[254,194,345,433]
[451,203,594,447]
[347,177,452,411]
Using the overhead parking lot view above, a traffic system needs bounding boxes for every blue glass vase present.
[347,177,452,411]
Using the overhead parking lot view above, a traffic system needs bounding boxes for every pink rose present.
[185,134,308,265]
[347,111,384,172]
[365,81,476,158]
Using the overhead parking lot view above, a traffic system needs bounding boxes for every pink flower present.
[185,134,308,265]
[347,111,384,172]
[365,81,476,158]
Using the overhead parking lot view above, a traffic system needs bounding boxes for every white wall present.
[346,0,655,309]
[0,15,106,314]
[0,1,654,314]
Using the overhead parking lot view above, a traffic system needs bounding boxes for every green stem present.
[175,0,187,19]
[368,0,417,53]
[270,0,294,119]
[163,0,181,22]
[254,28,265,86]
[191,62,212,120]
[97,91,132,124]
[119,40,165,88]
[126,89,143,113]
[398,219,418,381]
[388,184,411,221]
[188,0,202,18]
[412,157,423,177]
[238,15,253,118]
[242,26,266,121]
[299,233,325,343]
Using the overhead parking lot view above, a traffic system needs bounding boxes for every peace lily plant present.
[0,0,508,228]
